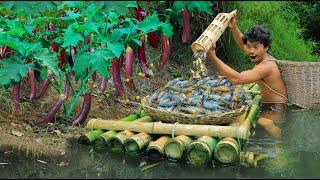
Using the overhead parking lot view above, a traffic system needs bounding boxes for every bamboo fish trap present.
[276,60,320,109]
[191,9,237,53]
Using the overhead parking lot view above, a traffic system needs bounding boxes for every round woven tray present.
[141,96,246,125]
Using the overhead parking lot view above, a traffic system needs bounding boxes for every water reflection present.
[248,108,320,178]
[1,108,320,178]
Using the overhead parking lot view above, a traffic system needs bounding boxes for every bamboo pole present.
[86,119,250,139]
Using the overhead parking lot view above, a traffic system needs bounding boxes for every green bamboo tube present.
[121,113,140,122]
[93,112,141,149]
[107,130,135,153]
[139,109,148,118]
[94,130,117,149]
[214,137,240,164]
[250,83,260,91]
[86,119,250,139]
[124,132,152,154]
[78,129,105,145]
[244,83,256,90]
[247,95,261,123]
[186,136,218,166]
[134,115,152,122]
[146,135,171,158]
[105,115,152,153]
[164,135,193,160]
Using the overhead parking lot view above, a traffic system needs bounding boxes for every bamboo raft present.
[81,84,262,167]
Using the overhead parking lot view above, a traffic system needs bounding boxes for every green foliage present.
[0,58,34,87]
[167,1,214,25]
[33,48,59,75]
[222,1,320,72]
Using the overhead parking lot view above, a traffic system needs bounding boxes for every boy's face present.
[245,40,268,63]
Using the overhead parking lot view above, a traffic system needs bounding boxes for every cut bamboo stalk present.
[106,116,153,153]
[214,137,240,164]
[243,83,256,90]
[250,83,260,91]
[78,129,105,145]
[247,95,261,123]
[164,135,193,160]
[107,130,135,153]
[124,132,152,154]
[86,119,250,139]
[186,136,218,166]
[94,130,117,149]
[92,111,142,149]
[146,135,171,159]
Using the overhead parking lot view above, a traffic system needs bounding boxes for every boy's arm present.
[228,13,247,52]
[207,48,269,85]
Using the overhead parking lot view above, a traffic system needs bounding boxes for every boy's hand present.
[207,43,217,60]
[228,12,237,29]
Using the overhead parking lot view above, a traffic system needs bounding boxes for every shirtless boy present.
[207,13,288,140]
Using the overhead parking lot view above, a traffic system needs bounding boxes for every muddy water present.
[1,108,320,179]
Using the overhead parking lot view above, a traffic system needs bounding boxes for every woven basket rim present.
[276,60,320,66]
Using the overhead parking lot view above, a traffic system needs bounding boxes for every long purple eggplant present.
[28,69,36,100]
[38,94,66,125]
[72,93,92,127]
[37,70,53,98]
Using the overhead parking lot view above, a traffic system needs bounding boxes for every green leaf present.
[106,41,125,58]
[90,49,113,78]
[0,34,21,50]
[100,1,137,16]
[24,25,34,36]
[0,59,34,86]
[2,2,40,17]
[5,19,25,37]
[17,42,43,57]
[137,13,162,33]
[160,23,174,37]
[129,38,142,50]
[57,1,83,10]
[106,11,120,24]
[76,22,100,35]
[187,1,213,14]
[73,51,91,82]
[84,3,101,21]
[61,10,83,21]
[62,27,84,48]
[108,29,126,42]
[33,48,59,75]
[169,1,186,25]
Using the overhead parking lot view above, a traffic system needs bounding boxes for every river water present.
[1,108,320,179]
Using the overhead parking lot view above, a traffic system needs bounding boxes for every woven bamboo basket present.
[141,96,246,125]
[276,60,320,109]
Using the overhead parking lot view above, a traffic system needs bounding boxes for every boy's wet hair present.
[242,25,272,51]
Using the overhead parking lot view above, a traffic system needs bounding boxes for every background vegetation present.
[215,1,320,71]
